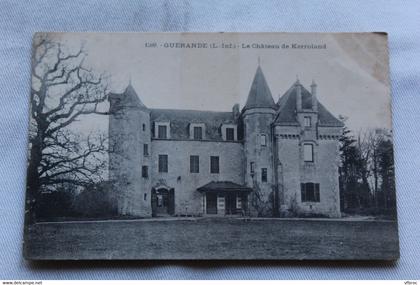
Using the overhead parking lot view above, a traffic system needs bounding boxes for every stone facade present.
[108,85,152,217]
[108,66,344,218]
[150,140,244,215]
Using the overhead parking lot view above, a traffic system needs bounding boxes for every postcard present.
[24,32,398,260]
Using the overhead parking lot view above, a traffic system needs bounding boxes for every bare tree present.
[357,130,374,207]
[249,176,273,217]
[365,130,385,207]
[357,129,389,208]
[27,34,109,222]
[38,130,108,188]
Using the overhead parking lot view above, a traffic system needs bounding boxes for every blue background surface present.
[0,0,419,279]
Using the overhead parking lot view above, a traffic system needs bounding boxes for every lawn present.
[24,218,399,260]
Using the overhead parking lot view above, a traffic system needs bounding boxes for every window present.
[142,123,146,131]
[250,162,255,174]
[301,183,320,202]
[158,154,168,173]
[158,125,167,139]
[303,143,314,162]
[190,155,199,173]
[260,134,267,146]
[217,196,225,210]
[236,196,242,209]
[304,116,311,127]
[190,123,205,140]
[143,144,149,156]
[222,125,237,141]
[144,193,147,201]
[261,168,267,182]
[193,126,203,140]
[155,122,170,139]
[226,128,235,141]
[210,156,219,174]
[142,165,148,178]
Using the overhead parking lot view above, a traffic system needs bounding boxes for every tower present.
[274,79,343,218]
[108,83,152,216]
[241,66,277,216]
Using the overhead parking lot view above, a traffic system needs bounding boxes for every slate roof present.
[197,181,253,193]
[243,66,276,111]
[150,108,236,141]
[109,84,148,110]
[275,83,344,127]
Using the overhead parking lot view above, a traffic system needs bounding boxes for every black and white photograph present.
[24,32,399,260]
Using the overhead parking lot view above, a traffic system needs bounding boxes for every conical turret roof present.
[243,66,276,111]
[123,83,147,109]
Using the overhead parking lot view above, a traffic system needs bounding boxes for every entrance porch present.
[151,187,175,217]
[197,181,252,216]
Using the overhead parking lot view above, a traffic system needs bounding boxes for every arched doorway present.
[151,187,174,217]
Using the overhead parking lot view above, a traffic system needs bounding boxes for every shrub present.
[73,181,117,218]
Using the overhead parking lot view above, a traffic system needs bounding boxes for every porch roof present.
[197,181,252,193]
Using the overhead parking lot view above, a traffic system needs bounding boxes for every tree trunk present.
[26,133,43,224]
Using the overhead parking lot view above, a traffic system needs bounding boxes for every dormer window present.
[193,126,203,140]
[226,128,234,141]
[221,124,237,141]
[158,125,167,139]
[155,122,170,139]
[304,116,311,128]
[189,123,206,140]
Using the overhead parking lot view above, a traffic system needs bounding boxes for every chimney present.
[295,79,302,112]
[311,79,318,112]
[232,103,240,119]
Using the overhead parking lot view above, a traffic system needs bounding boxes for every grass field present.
[24,218,399,260]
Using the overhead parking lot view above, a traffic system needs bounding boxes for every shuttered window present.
[210,156,219,174]
[301,183,320,202]
[158,155,168,173]
[226,128,235,141]
[158,125,167,139]
[193,126,203,140]
[190,155,199,173]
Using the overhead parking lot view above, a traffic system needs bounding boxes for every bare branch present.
[28,34,110,199]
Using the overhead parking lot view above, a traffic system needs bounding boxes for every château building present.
[108,65,344,218]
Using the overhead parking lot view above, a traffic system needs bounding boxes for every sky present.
[46,32,393,134]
